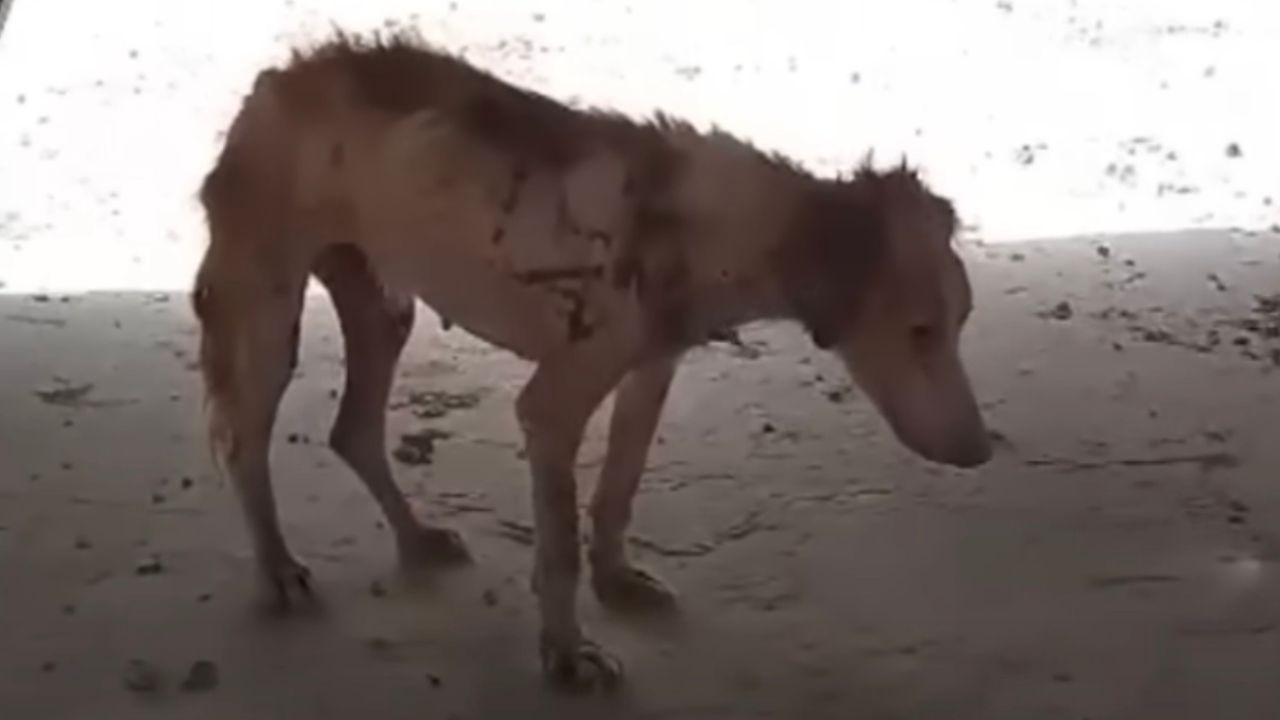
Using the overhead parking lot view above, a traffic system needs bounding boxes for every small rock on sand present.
[180,660,219,693]
[392,390,483,420]
[134,555,164,576]
[393,429,452,466]
[1039,301,1074,321]
[34,382,94,407]
[123,659,162,693]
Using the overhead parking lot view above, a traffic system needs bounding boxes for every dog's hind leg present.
[313,244,470,568]
[194,144,316,611]
[589,354,680,612]
[193,251,310,610]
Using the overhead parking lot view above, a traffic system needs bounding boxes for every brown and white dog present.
[192,31,991,691]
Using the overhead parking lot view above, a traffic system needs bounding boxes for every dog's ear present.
[776,184,887,348]
[929,192,959,244]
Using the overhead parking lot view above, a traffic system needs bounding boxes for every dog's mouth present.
[839,351,991,469]
[891,414,992,468]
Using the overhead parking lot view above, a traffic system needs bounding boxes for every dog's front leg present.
[516,339,634,691]
[590,353,680,612]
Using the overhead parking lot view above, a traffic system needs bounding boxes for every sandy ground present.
[3,230,1280,719]
[3,1,1280,718]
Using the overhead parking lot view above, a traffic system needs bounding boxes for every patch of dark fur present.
[312,245,416,347]
[514,266,605,284]
[190,284,212,324]
[634,206,683,237]
[622,133,688,198]
[285,30,697,174]
[282,32,574,166]
[542,285,594,342]
[329,142,345,168]
[652,258,695,345]
[281,30,703,339]
[500,166,527,214]
[611,253,644,292]
[775,162,948,348]
[280,31,937,351]
[625,204,695,344]
[391,301,415,339]
[464,93,579,168]
[566,293,593,342]
[289,320,301,370]
[612,165,690,343]
[553,193,582,237]
[617,134,687,289]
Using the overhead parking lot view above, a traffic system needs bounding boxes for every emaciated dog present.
[192,30,991,691]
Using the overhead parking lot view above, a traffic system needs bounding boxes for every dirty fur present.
[192,28,987,691]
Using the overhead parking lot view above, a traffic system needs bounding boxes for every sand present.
[3,229,1279,719]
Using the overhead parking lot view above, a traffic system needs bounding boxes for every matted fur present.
[191,28,984,691]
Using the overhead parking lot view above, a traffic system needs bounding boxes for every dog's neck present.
[657,132,812,339]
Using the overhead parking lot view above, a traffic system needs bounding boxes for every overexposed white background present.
[2,0,1276,292]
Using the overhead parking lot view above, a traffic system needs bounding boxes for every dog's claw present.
[397,524,471,568]
[593,564,677,613]
[540,636,624,693]
[262,556,313,611]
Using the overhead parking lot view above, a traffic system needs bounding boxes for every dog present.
[192,30,991,691]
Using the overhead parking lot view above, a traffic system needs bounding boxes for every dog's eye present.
[910,324,937,346]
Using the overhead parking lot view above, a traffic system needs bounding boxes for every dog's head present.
[777,161,990,468]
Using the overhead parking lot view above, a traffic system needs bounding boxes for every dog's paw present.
[397,524,471,568]
[260,555,314,613]
[592,564,677,614]
[540,635,624,693]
